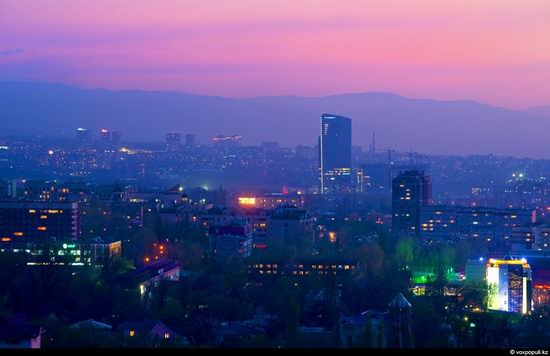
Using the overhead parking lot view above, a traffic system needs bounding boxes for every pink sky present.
[1,0,549,108]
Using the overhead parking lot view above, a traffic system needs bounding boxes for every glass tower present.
[319,113,352,194]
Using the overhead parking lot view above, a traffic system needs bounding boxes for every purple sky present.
[1,0,549,108]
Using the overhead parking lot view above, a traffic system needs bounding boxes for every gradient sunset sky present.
[1,0,549,108]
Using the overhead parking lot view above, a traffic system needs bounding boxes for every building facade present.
[0,201,80,241]
[0,238,121,266]
[319,113,352,194]
[165,132,181,152]
[392,170,432,236]
[76,128,92,147]
[487,258,533,314]
[237,193,305,209]
[419,205,534,250]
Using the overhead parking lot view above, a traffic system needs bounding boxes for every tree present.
[395,236,414,269]
[171,240,205,271]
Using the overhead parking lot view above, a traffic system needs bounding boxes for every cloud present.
[1,48,24,56]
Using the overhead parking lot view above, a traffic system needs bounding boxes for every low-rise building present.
[0,200,80,241]
[0,238,121,266]
[486,257,533,314]
[419,205,534,251]
[236,193,305,209]
[269,205,314,241]
[208,224,253,258]
[117,320,189,347]
[126,258,181,298]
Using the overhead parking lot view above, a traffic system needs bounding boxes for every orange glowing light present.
[238,197,256,206]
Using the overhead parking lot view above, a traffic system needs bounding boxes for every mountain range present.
[0,81,549,159]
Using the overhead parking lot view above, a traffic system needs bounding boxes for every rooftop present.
[0,315,42,340]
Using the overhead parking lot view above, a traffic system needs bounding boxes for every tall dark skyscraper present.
[319,113,352,194]
[166,132,182,152]
[76,128,92,147]
[111,130,122,148]
[185,133,196,147]
[392,170,432,236]
[99,128,111,145]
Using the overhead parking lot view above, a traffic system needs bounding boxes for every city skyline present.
[2,1,550,351]
[2,80,550,159]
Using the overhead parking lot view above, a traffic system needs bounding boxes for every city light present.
[0,3,548,348]
[487,258,532,314]
[238,197,256,206]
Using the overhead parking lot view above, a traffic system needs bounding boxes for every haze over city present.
[2,1,550,352]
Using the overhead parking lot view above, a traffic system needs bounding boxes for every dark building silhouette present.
[166,132,181,152]
[319,113,352,194]
[185,133,196,147]
[76,128,92,147]
[392,170,432,236]
[358,163,391,193]
[111,130,122,148]
[99,128,111,145]
[388,293,413,348]
[0,200,80,241]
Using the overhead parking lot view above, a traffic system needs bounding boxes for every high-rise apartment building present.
[392,170,432,236]
[111,130,122,148]
[185,133,196,147]
[76,128,92,147]
[99,128,111,145]
[166,132,182,152]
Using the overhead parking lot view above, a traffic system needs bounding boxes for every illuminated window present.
[164,333,170,339]
[129,330,135,337]
[13,232,24,237]
[238,197,256,206]
[40,215,48,219]
[37,227,47,231]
